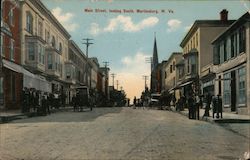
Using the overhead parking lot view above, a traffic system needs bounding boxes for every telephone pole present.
[142,75,148,90]
[116,80,119,90]
[103,61,109,68]
[82,38,94,58]
[111,73,116,87]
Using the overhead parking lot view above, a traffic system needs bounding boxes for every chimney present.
[220,9,228,21]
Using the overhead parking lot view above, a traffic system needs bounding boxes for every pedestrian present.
[217,94,223,118]
[188,94,194,119]
[133,96,136,109]
[195,94,200,120]
[203,93,212,118]
[212,94,223,118]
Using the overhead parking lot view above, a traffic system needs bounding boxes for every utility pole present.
[110,73,116,87]
[82,38,94,58]
[116,80,119,90]
[142,75,148,90]
[145,57,153,72]
[103,61,109,68]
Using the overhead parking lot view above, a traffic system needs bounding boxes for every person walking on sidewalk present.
[212,94,223,118]
[188,94,195,119]
[203,93,212,118]
[195,94,200,120]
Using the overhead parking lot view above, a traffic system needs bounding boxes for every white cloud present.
[51,7,79,32]
[113,52,151,101]
[167,19,182,32]
[89,15,159,36]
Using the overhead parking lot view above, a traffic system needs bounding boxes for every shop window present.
[238,67,246,104]
[223,73,231,105]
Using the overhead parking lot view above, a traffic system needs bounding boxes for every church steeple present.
[152,33,158,70]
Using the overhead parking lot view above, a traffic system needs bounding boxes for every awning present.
[179,81,193,87]
[3,59,51,93]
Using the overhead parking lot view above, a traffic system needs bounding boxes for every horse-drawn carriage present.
[72,86,93,112]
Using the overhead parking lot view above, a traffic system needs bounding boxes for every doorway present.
[230,70,236,111]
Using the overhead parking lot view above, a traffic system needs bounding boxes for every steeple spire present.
[152,33,158,70]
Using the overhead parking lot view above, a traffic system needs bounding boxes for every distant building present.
[67,40,88,103]
[162,52,182,98]
[179,9,235,98]
[212,12,250,115]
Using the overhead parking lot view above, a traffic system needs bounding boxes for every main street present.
[0,107,249,160]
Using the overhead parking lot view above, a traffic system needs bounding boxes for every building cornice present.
[180,20,235,47]
[26,0,71,39]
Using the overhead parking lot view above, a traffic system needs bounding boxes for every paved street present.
[0,107,249,160]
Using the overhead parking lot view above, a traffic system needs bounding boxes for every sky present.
[41,0,249,101]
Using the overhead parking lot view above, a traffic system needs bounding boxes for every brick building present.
[1,0,22,109]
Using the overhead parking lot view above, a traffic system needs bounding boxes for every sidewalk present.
[169,106,250,139]
[0,109,25,123]
[172,107,250,123]
[0,106,74,123]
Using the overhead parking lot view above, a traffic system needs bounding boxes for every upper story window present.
[9,8,14,26]
[45,29,50,43]
[0,34,4,57]
[26,12,33,34]
[170,65,173,73]
[10,39,14,60]
[38,21,43,38]
[51,36,55,48]
[239,26,246,53]
[59,43,62,53]
[28,42,35,61]
[173,61,175,71]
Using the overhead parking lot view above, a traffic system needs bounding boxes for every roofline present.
[165,52,182,65]
[211,12,250,44]
[69,40,87,60]
[180,20,236,47]
[29,0,71,39]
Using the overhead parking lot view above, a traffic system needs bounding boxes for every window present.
[223,40,227,61]
[238,67,246,104]
[48,53,52,69]
[41,46,45,64]
[51,36,55,47]
[28,42,35,60]
[213,44,220,65]
[223,73,231,105]
[38,21,43,38]
[173,61,175,71]
[11,73,16,101]
[164,71,167,79]
[0,34,4,56]
[10,39,14,60]
[26,12,33,34]
[230,34,235,58]
[170,65,173,73]
[0,77,3,105]
[59,43,62,53]
[66,66,71,79]
[38,44,42,63]
[239,27,246,53]
[45,30,50,43]
[9,8,14,26]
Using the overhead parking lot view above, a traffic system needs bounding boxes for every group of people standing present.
[21,87,67,116]
[186,92,223,120]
